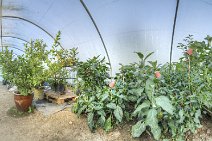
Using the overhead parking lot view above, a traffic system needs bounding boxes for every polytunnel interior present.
[1,0,212,76]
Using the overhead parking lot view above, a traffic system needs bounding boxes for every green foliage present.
[25,39,49,88]
[131,120,146,137]
[75,56,109,92]
[0,48,15,82]
[46,31,79,91]
[114,105,123,122]
[146,108,161,140]
[73,35,211,140]
[73,56,129,131]
[0,39,49,95]
[0,31,79,95]
[155,96,174,115]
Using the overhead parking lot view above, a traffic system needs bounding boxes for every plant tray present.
[44,90,76,104]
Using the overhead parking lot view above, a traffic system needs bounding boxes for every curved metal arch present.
[1,16,64,49]
[80,0,112,75]
[2,35,29,44]
[0,0,3,48]
[170,0,180,64]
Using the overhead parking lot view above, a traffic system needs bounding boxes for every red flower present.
[109,81,116,88]
[186,48,193,55]
[155,71,161,78]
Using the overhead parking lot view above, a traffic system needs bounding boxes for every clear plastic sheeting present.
[2,18,55,50]
[1,0,212,75]
[2,37,25,52]
[172,0,212,62]
[85,0,176,73]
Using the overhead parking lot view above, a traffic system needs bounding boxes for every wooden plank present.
[44,90,76,104]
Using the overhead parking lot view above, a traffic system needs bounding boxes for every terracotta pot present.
[14,92,33,112]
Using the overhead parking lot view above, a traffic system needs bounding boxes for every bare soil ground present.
[0,84,211,141]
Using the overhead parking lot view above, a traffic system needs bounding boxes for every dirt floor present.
[0,84,211,141]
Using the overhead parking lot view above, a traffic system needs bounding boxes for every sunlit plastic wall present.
[1,0,212,76]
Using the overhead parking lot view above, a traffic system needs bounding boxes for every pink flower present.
[186,48,193,55]
[109,81,116,88]
[155,71,161,78]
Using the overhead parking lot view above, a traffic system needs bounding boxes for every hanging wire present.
[38,0,56,23]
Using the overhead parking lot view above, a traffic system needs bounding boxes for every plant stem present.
[188,57,191,92]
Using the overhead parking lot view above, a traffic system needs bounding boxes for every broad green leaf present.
[151,125,161,140]
[179,110,185,123]
[163,139,170,141]
[127,95,138,102]
[168,121,176,136]
[87,112,94,131]
[101,93,109,101]
[133,100,150,116]
[145,79,155,103]
[155,96,174,115]
[146,109,158,128]
[146,109,161,140]
[148,61,157,69]
[135,88,144,95]
[94,105,102,110]
[194,109,201,124]
[97,110,106,117]
[114,105,123,122]
[77,105,87,115]
[131,121,146,137]
[104,116,112,132]
[135,52,144,60]
[144,52,154,61]
[97,115,106,127]
[106,103,117,109]
[124,111,131,121]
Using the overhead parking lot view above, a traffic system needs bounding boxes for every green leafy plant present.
[25,39,49,89]
[72,35,211,140]
[73,86,127,132]
[152,35,212,140]
[47,31,78,93]
[0,48,15,83]
[74,56,109,92]
[73,56,128,131]
[132,78,174,140]
[114,52,173,140]
[0,39,49,95]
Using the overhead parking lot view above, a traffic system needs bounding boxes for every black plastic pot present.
[52,83,65,94]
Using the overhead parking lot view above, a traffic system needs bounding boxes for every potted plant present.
[47,67,68,94]
[28,39,49,100]
[0,49,34,112]
[46,31,78,94]
[0,39,49,111]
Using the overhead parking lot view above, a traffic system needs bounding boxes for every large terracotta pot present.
[14,92,33,112]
